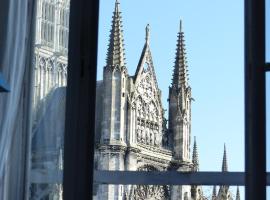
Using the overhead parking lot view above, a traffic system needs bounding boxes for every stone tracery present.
[134,72,163,147]
[131,166,169,200]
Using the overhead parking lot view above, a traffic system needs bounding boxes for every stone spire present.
[192,136,199,171]
[222,144,228,172]
[106,0,126,68]
[145,24,150,45]
[172,20,189,88]
[212,185,217,200]
[236,186,240,200]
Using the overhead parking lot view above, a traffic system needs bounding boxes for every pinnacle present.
[212,185,217,200]
[106,0,126,67]
[236,186,240,200]
[171,20,189,89]
[192,136,199,171]
[145,24,150,45]
[222,144,228,172]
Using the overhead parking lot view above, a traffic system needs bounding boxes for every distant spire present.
[146,24,150,45]
[236,186,240,200]
[172,19,188,88]
[212,185,217,200]
[106,0,126,67]
[222,144,228,172]
[192,136,199,171]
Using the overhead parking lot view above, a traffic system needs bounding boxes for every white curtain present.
[0,0,36,199]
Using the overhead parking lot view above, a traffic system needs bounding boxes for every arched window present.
[41,1,55,47]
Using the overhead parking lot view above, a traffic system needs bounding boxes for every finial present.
[146,24,150,45]
[236,186,240,200]
[180,19,182,32]
[222,143,228,172]
[192,136,199,171]
[212,185,217,199]
[115,0,120,12]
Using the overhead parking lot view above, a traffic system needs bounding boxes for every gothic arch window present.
[59,8,70,52]
[41,1,55,47]
[135,74,163,147]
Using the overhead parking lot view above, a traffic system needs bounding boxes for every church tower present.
[169,20,193,200]
[101,0,128,145]
[168,20,192,163]
[98,1,128,199]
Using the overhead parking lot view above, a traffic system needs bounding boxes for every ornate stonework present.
[30,1,240,200]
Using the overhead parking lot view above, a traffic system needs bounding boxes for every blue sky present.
[97,0,269,197]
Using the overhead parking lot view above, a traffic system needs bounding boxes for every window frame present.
[62,0,269,200]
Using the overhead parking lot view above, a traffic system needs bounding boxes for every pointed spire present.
[236,186,240,200]
[172,19,189,88]
[212,186,217,200]
[192,136,199,171]
[106,0,126,67]
[222,144,228,172]
[145,24,150,45]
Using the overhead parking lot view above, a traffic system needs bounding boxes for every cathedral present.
[93,1,240,200]
[30,0,240,199]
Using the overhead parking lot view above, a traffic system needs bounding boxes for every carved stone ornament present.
[130,166,169,200]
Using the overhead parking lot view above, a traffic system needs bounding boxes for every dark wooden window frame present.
[63,0,269,200]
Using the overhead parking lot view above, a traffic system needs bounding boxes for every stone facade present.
[93,1,240,200]
[93,1,194,199]
[30,0,69,199]
[30,0,240,200]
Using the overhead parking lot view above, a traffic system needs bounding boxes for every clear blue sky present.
[97,0,269,198]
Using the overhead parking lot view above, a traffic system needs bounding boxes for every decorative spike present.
[171,20,189,88]
[106,0,126,67]
[192,136,199,171]
[146,24,150,45]
[222,144,228,172]
[115,0,119,11]
[236,186,240,200]
[212,185,217,200]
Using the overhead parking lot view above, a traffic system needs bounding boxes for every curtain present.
[0,0,36,199]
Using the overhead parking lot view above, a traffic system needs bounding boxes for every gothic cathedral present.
[30,0,240,199]
[93,1,239,200]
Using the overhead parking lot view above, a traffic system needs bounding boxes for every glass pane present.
[94,184,244,200]
[29,0,70,199]
[95,0,244,197]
